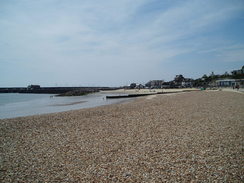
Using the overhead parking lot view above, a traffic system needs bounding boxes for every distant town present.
[0,66,243,95]
[126,66,244,89]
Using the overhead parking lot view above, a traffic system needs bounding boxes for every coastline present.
[1,91,243,182]
[0,92,133,119]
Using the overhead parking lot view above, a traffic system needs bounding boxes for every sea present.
[0,92,130,119]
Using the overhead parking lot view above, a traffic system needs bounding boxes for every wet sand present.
[1,91,243,182]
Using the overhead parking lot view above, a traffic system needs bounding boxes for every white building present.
[216,79,244,87]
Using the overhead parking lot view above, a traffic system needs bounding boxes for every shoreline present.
[0,89,198,120]
[1,91,243,182]
[1,89,243,121]
[0,92,133,119]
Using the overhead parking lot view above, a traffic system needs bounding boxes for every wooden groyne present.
[106,93,155,99]
[106,89,200,99]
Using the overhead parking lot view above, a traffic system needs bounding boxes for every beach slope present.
[1,91,243,182]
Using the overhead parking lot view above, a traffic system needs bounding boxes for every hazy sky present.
[1,0,244,87]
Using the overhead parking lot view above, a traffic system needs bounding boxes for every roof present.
[216,79,236,82]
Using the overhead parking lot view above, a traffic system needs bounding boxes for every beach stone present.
[0,91,243,182]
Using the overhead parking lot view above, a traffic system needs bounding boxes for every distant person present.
[236,85,240,90]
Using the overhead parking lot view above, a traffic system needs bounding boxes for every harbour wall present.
[0,87,117,94]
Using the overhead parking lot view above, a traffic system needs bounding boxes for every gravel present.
[1,91,243,182]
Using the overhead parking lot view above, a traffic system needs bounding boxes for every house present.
[181,78,193,88]
[231,66,244,75]
[161,82,171,88]
[145,80,164,89]
[173,75,193,88]
[130,83,137,89]
[129,83,145,89]
[215,79,237,87]
[135,84,145,89]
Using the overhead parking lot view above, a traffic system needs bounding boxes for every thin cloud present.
[0,0,244,86]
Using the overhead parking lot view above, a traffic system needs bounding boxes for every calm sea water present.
[0,93,130,119]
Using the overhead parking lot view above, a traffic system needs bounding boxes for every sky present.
[0,0,244,87]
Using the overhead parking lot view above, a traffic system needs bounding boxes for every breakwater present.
[105,89,200,99]
[0,87,117,94]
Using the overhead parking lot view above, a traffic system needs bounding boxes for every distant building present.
[123,85,130,89]
[215,79,236,87]
[160,82,169,88]
[215,79,244,88]
[128,83,145,89]
[135,84,145,89]
[145,80,164,88]
[181,78,193,88]
[130,83,137,89]
[173,75,193,88]
[231,66,244,75]
[173,75,184,87]
[27,85,41,90]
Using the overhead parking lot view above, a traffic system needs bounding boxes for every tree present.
[174,75,185,82]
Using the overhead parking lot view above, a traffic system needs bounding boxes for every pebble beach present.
[1,91,243,182]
